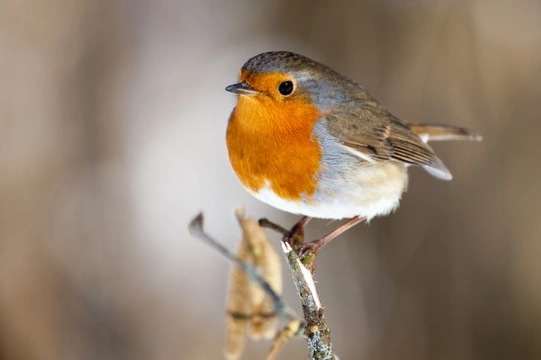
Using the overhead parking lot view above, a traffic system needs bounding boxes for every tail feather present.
[407,123,483,143]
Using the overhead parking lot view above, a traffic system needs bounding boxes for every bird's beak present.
[225,82,259,96]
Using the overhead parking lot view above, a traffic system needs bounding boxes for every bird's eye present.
[278,81,294,96]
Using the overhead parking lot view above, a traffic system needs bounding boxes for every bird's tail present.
[407,123,483,143]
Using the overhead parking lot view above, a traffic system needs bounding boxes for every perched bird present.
[225,51,481,256]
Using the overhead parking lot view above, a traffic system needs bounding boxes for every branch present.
[189,213,296,321]
[261,218,335,360]
[190,212,336,359]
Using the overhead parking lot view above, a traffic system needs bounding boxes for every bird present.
[225,51,481,257]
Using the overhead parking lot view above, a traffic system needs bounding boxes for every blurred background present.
[1,0,540,359]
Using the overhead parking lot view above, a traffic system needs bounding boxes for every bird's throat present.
[226,97,323,201]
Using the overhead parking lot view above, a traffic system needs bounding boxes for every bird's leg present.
[286,216,311,248]
[298,216,364,259]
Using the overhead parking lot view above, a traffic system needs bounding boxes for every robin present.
[225,51,481,257]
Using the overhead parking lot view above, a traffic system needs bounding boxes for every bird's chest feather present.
[226,99,323,201]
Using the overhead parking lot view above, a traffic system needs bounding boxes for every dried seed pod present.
[225,208,284,357]
[224,210,253,359]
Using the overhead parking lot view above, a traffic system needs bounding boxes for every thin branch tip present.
[188,212,204,235]
[258,218,289,236]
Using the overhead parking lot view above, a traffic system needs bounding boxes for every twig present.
[266,319,303,360]
[258,218,289,236]
[281,241,335,359]
[259,216,335,358]
[189,213,297,321]
[190,212,336,359]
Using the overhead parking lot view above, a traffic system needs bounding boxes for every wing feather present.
[324,107,453,180]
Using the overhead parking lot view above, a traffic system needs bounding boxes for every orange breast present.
[226,95,323,201]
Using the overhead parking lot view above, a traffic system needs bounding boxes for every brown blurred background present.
[1,0,540,359]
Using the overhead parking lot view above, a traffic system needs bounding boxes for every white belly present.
[249,161,408,220]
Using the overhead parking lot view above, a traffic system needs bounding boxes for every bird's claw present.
[297,240,320,260]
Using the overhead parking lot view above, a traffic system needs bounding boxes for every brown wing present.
[324,107,453,180]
